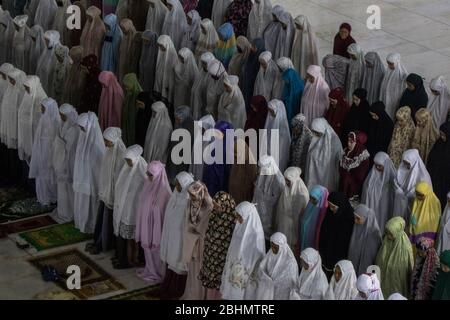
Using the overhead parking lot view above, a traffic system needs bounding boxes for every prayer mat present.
[0,215,57,238]
[19,222,92,251]
[107,285,160,300]
[29,249,124,299]
[0,186,33,203]
[0,197,56,223]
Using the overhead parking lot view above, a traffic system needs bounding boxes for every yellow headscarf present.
[410,181,442,244]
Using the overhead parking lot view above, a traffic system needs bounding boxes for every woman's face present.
[158,44,166,52]
[284,177,292,188]
[416,117,427,128]
[312,130,323,138]
[136,100,145,109]
[387,61,395,70]
[175,181,182,192]
[417,248,427,258]
[270,242,279,254]
[347,135,356,151]
[442,263,450,273]
[440,131,447,142]
[236,213,244,224]
[339,28,349,40]
[45,37,50,48]
[175,116,183,126]
[406,81,415,91]
[178,54,185,64]
[370,112,379,121]
[386,231,395,241]
[300,258,309,271]
[334,265,342,282]
[329,98,338,106]
[350,53,358,61]
[202,61,209,72]
[260,60,268,70]
[187,15,192,25]
[60,113,67,122]
[354,214,365,225]
[8,77,15,86]
[24,85,31,94]
[79,125,86,132]
[201,25,207,35]
[415,191,425,201]
[126,158,134,167]
[268,108,276,117]
[40,105,45,114]
[328,201,339,213]
[306,73,315,83]
[352,95,361,106]
[250,104,258,113]
[295,22,303,31]
[310,196,318,206]
[104,139,114,148]
[375,164,384,172]
[224,83,233,93]
[402,160,411,170]
[166,3,173,10]
[147,172,154,181]
[358,291,368,299]
[365,60,373,68]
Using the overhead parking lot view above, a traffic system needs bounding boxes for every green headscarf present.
[376,216,414,298]
[432,250,450,300]
[121,73,143,146]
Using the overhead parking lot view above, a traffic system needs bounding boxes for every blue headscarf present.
[243,38,266,110]
[214,23,237,69]
[298,185,329,253]
[202,121,234,197]
[101,14,123,72]
[282,68,304,123]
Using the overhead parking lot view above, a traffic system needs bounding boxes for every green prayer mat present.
[107,285,160,300]
[19,222,92,251]
[29,249,124,299]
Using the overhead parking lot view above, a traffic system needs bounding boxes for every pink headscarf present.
[135,161,172,249]
[98,71,124,131]
[300,65,331,126]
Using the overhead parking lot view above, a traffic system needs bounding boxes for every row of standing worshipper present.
[1,65,448,300]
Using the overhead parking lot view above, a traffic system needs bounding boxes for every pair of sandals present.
[84,242,100,255]
[110,256,131,270]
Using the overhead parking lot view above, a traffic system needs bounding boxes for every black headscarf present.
[342,88,370,144]
[318,192,355,278]
[399,73,428,122]
[427,121,450,208]
[196,0,214,19]
[366,101,394,160]
[242,38,265,111]
[135,91,154,148]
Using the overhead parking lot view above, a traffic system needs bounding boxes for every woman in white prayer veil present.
[437,192,450,255]
[73,112,106,234]
[247,0,272,40]
[181,10,201,52]
[217,75,247,129]
[211,0,233,29]
[1,68,26,149]
[361,152,397,233]
[394,148,432,223]
[17,76,47,163]
[305,117,343,190]
[220,201,266,300]
[379,53,408,120]
[256,232,298,300]
[34,0,57,31]
[86,127,126,253]
[354,273,384,300]
[290,247,328,300]
[253,51,279,101]
[345,43,365,103]
[143,101,173,163]
[428,76,450,128]
[174,47,199,107]
[12,15,28,71]
[51,45,70,103]
[272,9,295,61]
[29,98,60,205]
[252,155,285,239]
[194,19,218,64]
[145,0,168,35]
[191,52,216,119]
[362,51,385,104]
[52,0,70,45]
[322,54,349,91]
[189,114,215,180]
[161,0,188,50]
[324,260,358,300]
[28,25,46,75]
[263,99,291,172]
[154,35,178,104]
[36,30,60,93]
[113,144,147,267]
[52,104,79,223]
[0,10,15,64]
[300,64,330,127]
[291,15,319,79]
[275,167,309,250]
[205,59,228,119]
[160,172,194,275]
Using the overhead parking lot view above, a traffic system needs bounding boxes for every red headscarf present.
[325,87,349,138]
[245,95,269,131]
